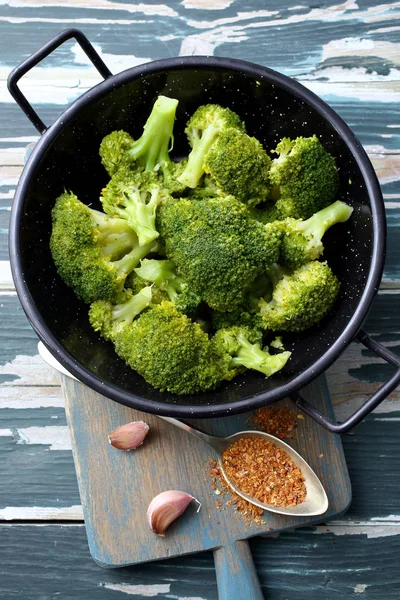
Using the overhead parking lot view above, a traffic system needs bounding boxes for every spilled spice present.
[222,437,306,508]
[251,406,299,439]
[209,459,265,525]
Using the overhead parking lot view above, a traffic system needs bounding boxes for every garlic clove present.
[108,421,149,451]
[147,490,201,536]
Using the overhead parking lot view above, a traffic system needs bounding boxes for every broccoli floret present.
[203,128,271,206]
[99,130,135,176]
[89,286,153,341]
[177,104,245,189]
[113,301,231,394]
[211,272,273,331]
[258,261,340,332]
[269,135,339,220]
[99,95,178,179]
[213,326,291,377]
[50,192,159,304]
[101,167,171,246]
[279,200,353,268]
[157,196,282,312]
[134,259,201,315]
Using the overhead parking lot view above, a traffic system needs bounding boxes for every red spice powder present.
[250,406,299,439]
[222,437,306,508]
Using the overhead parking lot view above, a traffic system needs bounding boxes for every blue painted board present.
[61,373,351,570]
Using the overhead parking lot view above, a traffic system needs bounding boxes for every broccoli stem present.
[134,259,181,302]
[121,187,162,246]
[114,241,159,276]
[177,125,219,188]
[265,263,285,289]
[296,200,353,242]
[230,332,290,376]
[112,286,153,323]
[126,95,179,171]
[101,232,138,258]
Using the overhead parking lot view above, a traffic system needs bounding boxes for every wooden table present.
[1,1,400,598]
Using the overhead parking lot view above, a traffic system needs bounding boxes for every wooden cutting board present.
[61,374,351,598]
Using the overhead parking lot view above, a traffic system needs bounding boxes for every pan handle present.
[290,329,400,433]
[7,28,112,134]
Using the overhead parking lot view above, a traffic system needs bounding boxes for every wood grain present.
[1,0,400,596]
[62,374,350,567]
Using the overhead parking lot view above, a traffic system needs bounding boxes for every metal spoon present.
[38,341,329,517]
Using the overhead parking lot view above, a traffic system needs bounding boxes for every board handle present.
[213,540,264,600]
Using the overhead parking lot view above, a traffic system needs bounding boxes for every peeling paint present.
[0,505,83,520]
[0,425,71,450]
[101,583,171,596]
[0,0,178,17]
[322,38,400,65]
[314,520,400,539]
[0,353,60,387]
[71,42,151,72]
[182,0,235,8]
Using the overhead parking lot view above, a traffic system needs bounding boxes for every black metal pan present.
[8,29,400,431]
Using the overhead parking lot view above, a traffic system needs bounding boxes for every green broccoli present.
[213,326,291,377]
[203,127,271,206]
[50,192,159,304]
[211,272,273,331]
[89,286,153,341]
[177,104,245,189]
[113,301,232,394]
[134,258,201,314]
[279,200,353,268]
[258,261,340,332]
[100,95,178,176]
[101,167,171,246]
[157,196,282,312]
[99,130,134,176]
[268,135,339,220]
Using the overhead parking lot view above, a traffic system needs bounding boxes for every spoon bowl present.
[38,341,329,518]
[159,417,329,518]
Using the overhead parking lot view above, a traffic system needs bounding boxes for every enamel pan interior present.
[9,57,385,417]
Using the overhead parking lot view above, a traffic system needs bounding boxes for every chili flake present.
[250,406,299,439]
[222,437,306,508]
[208,459,265,524]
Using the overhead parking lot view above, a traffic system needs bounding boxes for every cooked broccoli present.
[50,192,159,304]
[113,301,232,394]
[177,104,245,189]
[89,286,153,341]
[203,128,271,206]
[279,200,353,268]
[213,326,291,377]
[268,135,339,220]
[157,196,282,312]
[100,95,178,177]
[211,272,273,331]
[101,167,171,246]
[134,259,201,315]
[99,130,134,176]
[258,261,340,332]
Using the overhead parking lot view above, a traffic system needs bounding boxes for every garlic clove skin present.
[147,490,200,536]
[108,421,149,451]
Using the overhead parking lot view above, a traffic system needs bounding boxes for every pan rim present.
[9,55,386,418]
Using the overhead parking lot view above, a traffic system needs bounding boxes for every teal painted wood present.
[214,541,264,600]
[1,524,400,599]
[61,373,350,569]
[2,290,400,516]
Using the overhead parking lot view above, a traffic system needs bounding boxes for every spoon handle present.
[157,416,220,451]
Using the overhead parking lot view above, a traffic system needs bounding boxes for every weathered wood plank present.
[1,524,400,599]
